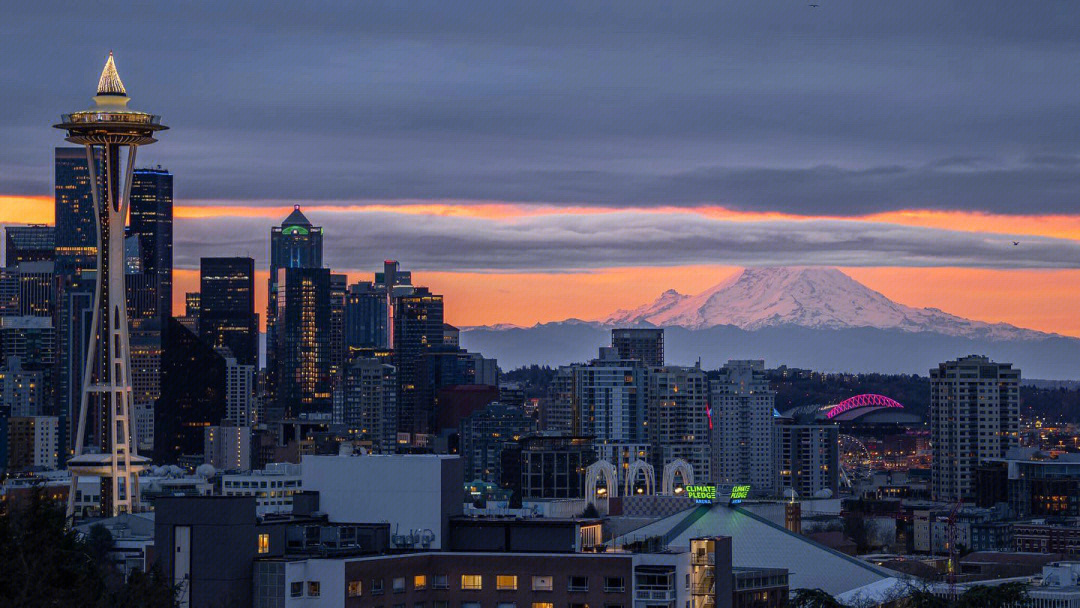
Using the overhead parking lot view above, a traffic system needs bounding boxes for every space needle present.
[55,53,166,517]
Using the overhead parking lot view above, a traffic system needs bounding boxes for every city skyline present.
[3,3,1080,335]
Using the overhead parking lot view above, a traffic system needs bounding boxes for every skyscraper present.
[649,365,712,483]
[930,355,1020,502]
[55,53,165,516]
[128,166,173,319]
[53,147,99,276]
[393,287,445,439]
[154,318,227,464]
[611,328,664,367]
[711,360,775,494]
[266,206,323,416]
[271,267,332,420]
[4,225,54,267]
[199,257,258,368]
[344,281,388,349]
[341,357,397,453]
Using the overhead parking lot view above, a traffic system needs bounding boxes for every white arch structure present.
[662,459,694,495]
[624,459,656,496]
[585,460,619,500]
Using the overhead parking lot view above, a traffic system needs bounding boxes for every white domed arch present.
[585,460,619,500]
[662,459,694,495]
[624,459,656,496]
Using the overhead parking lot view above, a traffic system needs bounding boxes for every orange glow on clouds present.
[9,193,1080,336]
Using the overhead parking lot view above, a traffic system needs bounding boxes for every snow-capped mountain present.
[605,267,1050,340]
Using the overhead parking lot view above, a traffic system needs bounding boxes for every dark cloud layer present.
[4,1,1080,216]
[173,211,1080,273]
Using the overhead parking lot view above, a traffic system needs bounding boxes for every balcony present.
[635,590,675,601]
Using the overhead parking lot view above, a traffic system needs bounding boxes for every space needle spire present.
[55,53,167,517]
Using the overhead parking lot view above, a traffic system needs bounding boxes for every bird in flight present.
[1012,241,1020,246]
[809,3,819,6]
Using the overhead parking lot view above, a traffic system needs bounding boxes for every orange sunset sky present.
[4,194,1078,337]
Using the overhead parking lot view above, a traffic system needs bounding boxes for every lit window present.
[532,576,553,592]
[309,581,321,597]
[348,581,362,597]
[394,577,406,593]
[533,604,554,608]
[257,533,270,554]
[461,575,483,590]
[496,575,517,590]
[414,575,428,590]
[290,582,303,598]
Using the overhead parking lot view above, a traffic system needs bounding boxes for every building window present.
[414,575,428,590]
[604,577,625,592]
[394,577,406,593]
[532,603,554,608]
[290,582,303,598]
[496,575,517,591]
[569,604,588,608]
[568,576,589,592]
[348,580,363,597]
[309,581,321,597]
[433,575,449,590]
[373,578,385,595]
[257,533,270,554]
[462,603,481,608]
[434,602,449,608]
[461,575,483,590]
[532,576,553,592]
[497,603,516,608]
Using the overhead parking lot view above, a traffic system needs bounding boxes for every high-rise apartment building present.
[7,416,59,471]
[5,225,54,267]
[0,357,46,417]
[199,257,259,368]
[649,365,712,483]
[204,425,252,471]
[459,402,537,483]
[271,267,332,420]
[561,347,648,444]
[773,416,839,499]
[330,273,347,383]
[930,355,1020,501]
[128,166,173,319]
[340,357,397,453]
[14,261,54,317]
[223,354,256,427]
[612,328,664,367]
[712,360,775,494]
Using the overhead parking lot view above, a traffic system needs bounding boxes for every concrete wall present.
[302,454,463,549]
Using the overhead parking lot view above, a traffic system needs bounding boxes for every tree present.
[0,489,177,607]
[842,513,870,554]
[786,588,846,608]
[955,582,1028,608]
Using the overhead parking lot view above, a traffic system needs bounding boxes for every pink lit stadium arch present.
[826,394,904,419]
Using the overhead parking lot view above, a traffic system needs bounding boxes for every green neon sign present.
[729,485,751,502]
[686,485,717,503]
[283,226,309,235]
